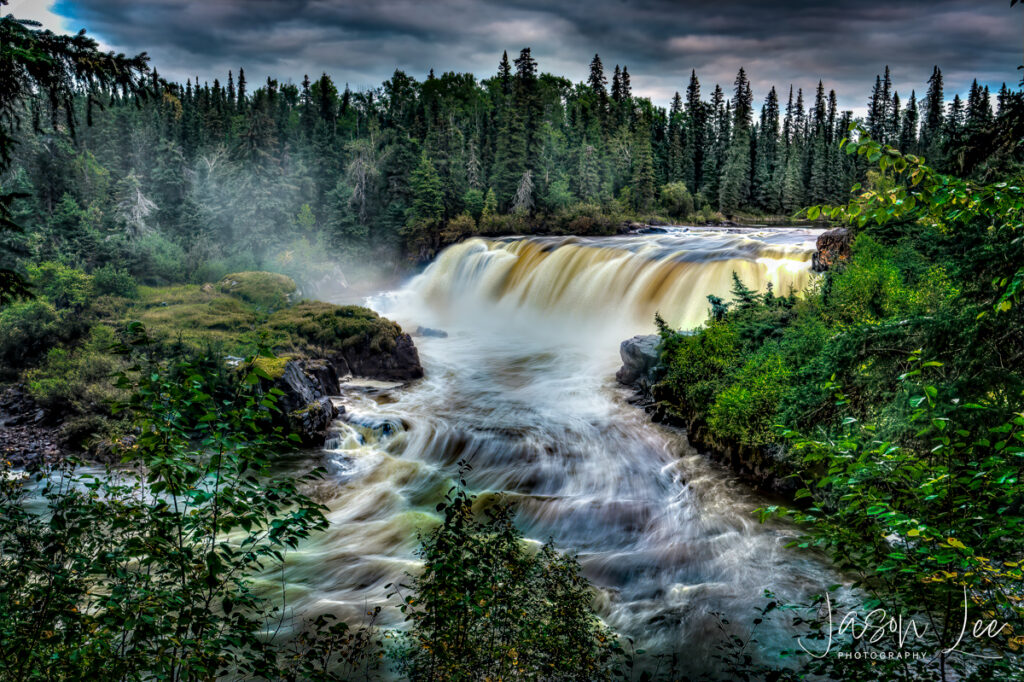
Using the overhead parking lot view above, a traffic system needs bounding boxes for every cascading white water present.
[278,227,836,673]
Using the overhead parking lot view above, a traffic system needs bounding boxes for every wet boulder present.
[616,335,662,391]
[331,332,424,382]
[262,358,340,447]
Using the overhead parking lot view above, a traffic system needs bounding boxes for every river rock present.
[812,227,851,271]
[616,335,661,391]
[330,332,424,382]
[268,359,341,447]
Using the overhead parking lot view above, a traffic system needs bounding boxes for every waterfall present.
[275,227,833,675]
[402,229,815,338]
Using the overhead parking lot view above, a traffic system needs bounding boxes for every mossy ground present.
[7,269,405,456]
[217,272,297,311]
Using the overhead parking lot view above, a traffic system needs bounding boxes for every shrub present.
[395,474,620,681]
[91,264,138,298]
[127,232,187,284]
[707,348,789,446]
[26,261,93,310]
[25,325,125,413]
[826,235,909,324]
[0,350,333,680]
[439,212,477,243]
[218,271,298,311]
[660,181,695,218]
[0,299,61,371]
[656,318,741,414]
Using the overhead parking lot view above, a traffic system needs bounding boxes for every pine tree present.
[921,66,945,164]
[899,90,919,152]
[683,70,704,190]
[632,125,655,211]
[667,92,685,183]
[610,65,622,103]
[236,67,247,109]
[588,54,607,100]
[403,152,444,257]
[753,86,780,211]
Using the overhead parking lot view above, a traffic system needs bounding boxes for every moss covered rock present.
[218,271,297,311]
[267,302,423,381]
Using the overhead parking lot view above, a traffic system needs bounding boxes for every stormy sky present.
[12,0,1024,114]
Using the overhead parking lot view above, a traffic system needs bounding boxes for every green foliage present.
[393,471,621,681]
[660,181,695,218]
[708,349,789,446]
[826,235,911,324]
[218,270,298,311]
[763,354,1024,679]
[91,264,138,299]
[0,344,333,680]
[0,299,61,372]
[26,324,125,414]
[656,319,740,415]
[26,261,93,311]
[267,301,403,356]
[127,232,188,284]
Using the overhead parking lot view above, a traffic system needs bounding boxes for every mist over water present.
[280,227,836,671]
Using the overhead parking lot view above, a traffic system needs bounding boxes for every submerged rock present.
[415,326,449,338]
[615,334,661,392]
[812,227,851,271]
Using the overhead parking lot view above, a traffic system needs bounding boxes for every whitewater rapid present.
[277,227,834,672]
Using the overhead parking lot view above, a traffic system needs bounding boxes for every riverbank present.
[0,270,423,467]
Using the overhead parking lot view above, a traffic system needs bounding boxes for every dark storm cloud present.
[50,0,1022,112]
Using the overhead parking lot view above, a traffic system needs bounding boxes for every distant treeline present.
[4,49,1022,283]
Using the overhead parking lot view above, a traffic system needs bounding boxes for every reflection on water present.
[278,227,834,672]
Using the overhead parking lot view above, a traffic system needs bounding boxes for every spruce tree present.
[900,91,919,152]
[921,65,945,164]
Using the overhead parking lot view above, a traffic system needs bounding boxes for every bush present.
[0,299,61,372]
[826,235,909,324]
[25,325,125,413]
[396,475,620,681]
[91,264,138,298]
[707,348,789,446]
[656,318,740,414]
[439,212,477,243]
[0,351,333,679]
[26,261,93,310]
[127,232,187,284]
[660,181,695,218]
[217,271,297,311]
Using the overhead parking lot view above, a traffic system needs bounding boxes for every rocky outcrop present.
[415,326,448,338]
[615,335,662,393]
[812,227,851,272]
[266,359,342,447]
[330,333,424,382]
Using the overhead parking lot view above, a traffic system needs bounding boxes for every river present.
[277,226,836,673]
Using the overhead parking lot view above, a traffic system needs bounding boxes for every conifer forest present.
[2,1,1024,680]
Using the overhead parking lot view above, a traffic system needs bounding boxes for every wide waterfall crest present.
[407,228,817,334]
